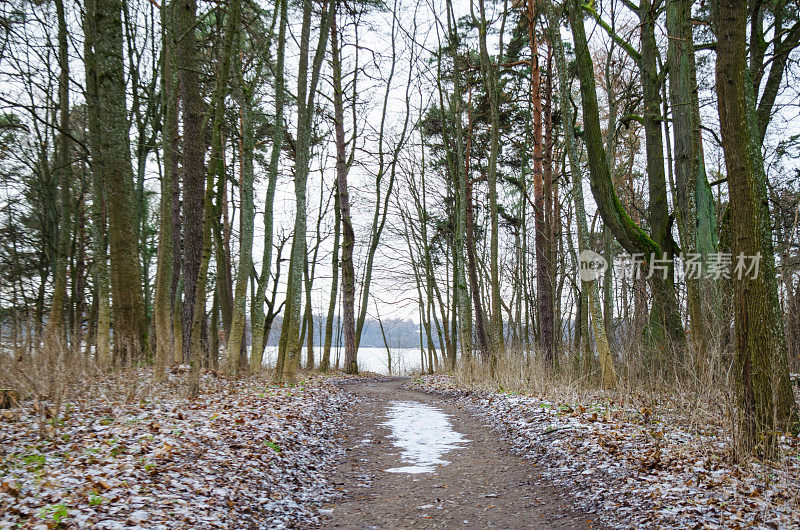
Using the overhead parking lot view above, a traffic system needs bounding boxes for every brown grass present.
[450,342,751,460]
[0,332,166,440]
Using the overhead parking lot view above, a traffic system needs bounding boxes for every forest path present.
[321,378,597,529]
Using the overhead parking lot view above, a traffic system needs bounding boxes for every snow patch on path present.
[381,400,469,474]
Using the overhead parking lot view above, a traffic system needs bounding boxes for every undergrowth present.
[449,342,799,466]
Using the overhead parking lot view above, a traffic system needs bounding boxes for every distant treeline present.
[264,316,426,349]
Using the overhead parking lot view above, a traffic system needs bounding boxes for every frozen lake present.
[260,346,427,375]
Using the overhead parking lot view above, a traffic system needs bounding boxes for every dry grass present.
[1,341,155,404]
[423,340,800,520]
[411,347,800,527]
[0,334,193,441]
[450,342,758,462]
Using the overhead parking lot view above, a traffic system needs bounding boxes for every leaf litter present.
[5,369,798,529]
[406,374,800,529]
[1,369,351,529]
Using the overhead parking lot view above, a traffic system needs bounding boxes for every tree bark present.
[177,0,205,371]
[187,0,240,395]
[279,0,332,382]
[154,0,177,382]
[527,0,555,367]
[301,186,327,371]
[331,2,357,374]
[568,0,684,356]
[47,0,71,351]
[251,0,287,374]
[321,184,340,372]
[83,1,112,368]
[464,90,490,360]
[92,0,147,366]
[226,26,252,378]
[476,0,505,372]
[549,0,616,387]
[666,0,718,360]
[445,0,472,366]
[213,181,234,342]
[713,0,797,456]
[639,0,680,351]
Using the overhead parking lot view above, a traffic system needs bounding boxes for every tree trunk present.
[177,0,205,371]
[213,184,234,342]
[226,28,252,378]
[713,0,797,456]
[91,0,147,366]
[71,198,87,358]
[321,184,340,372]
[568,0,684,358]
[47,0,71,351]
[279,0,333,383]
[603,226,613,336]
[251,0,286,374]
[303,259,314,370]
[549,1,616,387]
[445,0,472,366]
[331,2,357,375]
[639,0,681,352]
[529,2,555,366]
[464,89,490,360]
[527,0,555,367]
[666,0,718,359]
[187,0,240,395]
[154,0,177,382]
[476,0,504,370]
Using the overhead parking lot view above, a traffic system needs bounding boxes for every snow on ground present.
[0,370,350,529]
[381,401,469,474]
[406,374,800,529]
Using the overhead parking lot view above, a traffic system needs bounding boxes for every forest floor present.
[3,370,799,528]
[406,374,800,529]
[0,369,348,529]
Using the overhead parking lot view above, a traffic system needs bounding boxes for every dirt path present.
[321,378,598,529]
